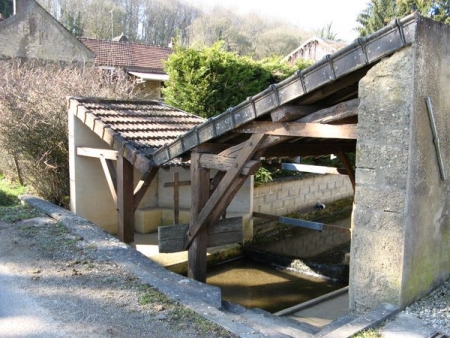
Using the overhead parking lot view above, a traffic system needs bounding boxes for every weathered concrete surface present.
[351,16,450,312]
[0,0,94,63]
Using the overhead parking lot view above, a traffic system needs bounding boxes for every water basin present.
[206,257,346,313]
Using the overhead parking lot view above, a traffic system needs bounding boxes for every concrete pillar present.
[350,16,450,312]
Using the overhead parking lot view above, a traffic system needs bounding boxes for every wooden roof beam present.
[270,105,322,122]
[297,98,359,124]
[236,122,357,139]
[263,141,356,157]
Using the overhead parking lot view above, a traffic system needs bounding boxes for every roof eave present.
[152,13,419,166]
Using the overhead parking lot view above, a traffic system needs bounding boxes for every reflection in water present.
[207,257,346,313]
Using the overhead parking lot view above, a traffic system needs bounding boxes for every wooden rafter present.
[199,154,260,175]
[134,166,159,210]
[297,98,359,124]
[236,122,357,139]
[264,141,356,158]
[270,105,322,122]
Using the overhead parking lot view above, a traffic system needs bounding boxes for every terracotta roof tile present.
[69,97,205,172]
[79,38,172,73]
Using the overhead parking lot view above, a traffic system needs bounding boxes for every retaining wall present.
[253,174,354,216]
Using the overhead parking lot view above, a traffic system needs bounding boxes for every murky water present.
[206,257,346,313]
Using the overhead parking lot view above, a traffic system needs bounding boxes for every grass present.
[351,328,383,337]
[0,174,28,206]
[0,174,42,222]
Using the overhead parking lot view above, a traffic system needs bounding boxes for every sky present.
[185,0,369,42]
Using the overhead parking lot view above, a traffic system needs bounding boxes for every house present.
[79,37,172,99]
[283,36,347,65]
[0,0,94,63]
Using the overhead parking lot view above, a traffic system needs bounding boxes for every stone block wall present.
[253,174,353,216]
[350,16,450,312]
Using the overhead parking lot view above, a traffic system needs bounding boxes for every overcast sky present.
[185,0,369,42]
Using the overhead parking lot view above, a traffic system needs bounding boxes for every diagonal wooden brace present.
[185,133,266,249]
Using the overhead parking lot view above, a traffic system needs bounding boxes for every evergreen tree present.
[162,41,304,118]
[357,0,450,36]
[356,0,396,36]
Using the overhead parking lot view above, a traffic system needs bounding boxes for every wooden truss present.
[184,99,358,281]
[76,98,358,282]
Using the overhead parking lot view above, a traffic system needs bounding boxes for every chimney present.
[14,0,32,16]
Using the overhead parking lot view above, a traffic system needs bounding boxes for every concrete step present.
[315,312,358,337]
[222,301,317,337]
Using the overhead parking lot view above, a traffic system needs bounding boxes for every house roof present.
[68,97,205,172]
[151,13,420,166]
[79,38,172,74]
[283,36,348,64]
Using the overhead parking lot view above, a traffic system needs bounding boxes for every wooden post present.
[117,152,134,243]
[188,152,210,282]
[173,172,179,224]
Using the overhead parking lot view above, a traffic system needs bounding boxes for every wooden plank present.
[270,105,321,122]
[236,122,357,139]
[281,163,348,175]
[173,172,179,225]
[99,156,117,204]
[200,154,260,175]
[133,167,159,210]
[263,141,356,158]
[297,98,359,124]
[186,134,266,249]
[187,152,210,282]
[158,217,243,253]
[338,150,356,192]
[163,180,191,187]
[253,212,279,221]
[253,212,323,231]
[117,153,134,244]
[77,147,118,160]
[279,216,323,231]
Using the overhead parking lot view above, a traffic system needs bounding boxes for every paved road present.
[0,253,66,337]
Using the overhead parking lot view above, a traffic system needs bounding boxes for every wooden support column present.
[117,152,134,243]
[186,134,266,249]
[188,152,210,282]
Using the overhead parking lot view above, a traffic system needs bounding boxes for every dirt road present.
[0,211,234,338]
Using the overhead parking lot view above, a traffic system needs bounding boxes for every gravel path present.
[404,278,450,335]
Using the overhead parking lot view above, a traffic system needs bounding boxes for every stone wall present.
[0,0,94,63]
[350,16,450,312]
[253,174,353,216]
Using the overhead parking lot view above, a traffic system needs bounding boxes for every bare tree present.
[141,0,200,46]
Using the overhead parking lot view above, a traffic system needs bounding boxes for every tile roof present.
[68,97,205,172]
[79,38,172,73]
